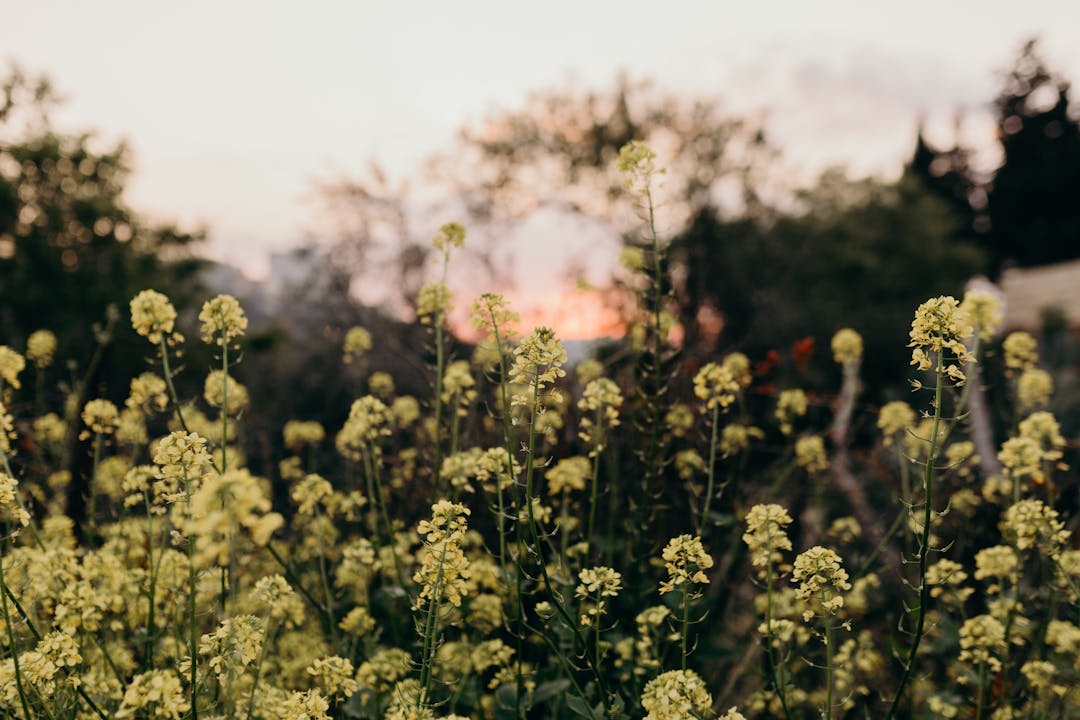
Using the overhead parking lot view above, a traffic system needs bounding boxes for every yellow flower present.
[958,614,1006,673]
[960,287,1003,340]
[0,346,26,390]
[1017,368,1053,410]
[908,295,974,383]
[1003,331,1038,373]
[25,329,57,369]
[792,546,851,621]
[776,389,807,435]
[659,534,713,595]
[831,328,863,364]
[198,293,248,347]
[877,401,915,445]
[342,326,372,364]
[795,435,829,475]
[283,420,326,451]
[641,669,712,720]
[130,289,180,345]
[432,221,466,253]
[743,503,794,571]
[694,362,739,411]
[81,398,120,438]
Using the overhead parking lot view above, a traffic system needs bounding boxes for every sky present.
[4,1,1080,328]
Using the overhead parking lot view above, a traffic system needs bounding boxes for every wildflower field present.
[1,142,1078,720]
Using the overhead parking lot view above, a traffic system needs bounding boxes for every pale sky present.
[4,1,1080,299]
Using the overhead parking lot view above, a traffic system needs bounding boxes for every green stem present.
[587,405,603,554]
[698,403,720,536]
[158,335,190,434]
[0,551,34,720]
[885,344,945,720]
[681,583,690,671]
[825,615,834,720]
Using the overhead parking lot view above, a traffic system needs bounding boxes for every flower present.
[81,399,120,438]
[617,140,663,195]
[877,401,916,445]
[792,546,851,621]
[545,455,590,495]
[342,326,372,364]
[130,289,179,345]
[1017,368,1053,410]
[795,435,829,474]
[958,614,1006,673]
[417,282,453,324]
[831,328,863,364]
[198,293,248,347]
[432,221,466,253]
[25,329,57,369]
[203,370,249,415]
[641,669,712,720]
[116,670,190,719]
[576,566,623,625]
[509,327,567,406]
[1003,331,1038,373]
[693,362,740,411]
[960,288,1003,340]
[776,389,808,435]
[0,346,25,389]
[1001,498,1068,557]
[283,420,326,451]
[743,504,794,571]
[908,295,974,383]
[659,535,713,595]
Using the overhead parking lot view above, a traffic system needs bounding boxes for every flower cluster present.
[198,293,248,347]
[792,546,851,621]
[908,295,974,383]
[693,362,740,411]
[831,328,863,364]
[659,534,713,595]
[130,289,180,345]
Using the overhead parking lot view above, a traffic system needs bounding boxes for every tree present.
[984,39,1080,272]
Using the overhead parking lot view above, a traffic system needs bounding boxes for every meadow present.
[0,142,1077,719]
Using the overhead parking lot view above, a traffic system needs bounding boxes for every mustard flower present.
[944,441,979,479]
[339,606,376,637]
[203,369,249,415]
[198,293,248,347]
[831,328,863,364]
[1018,411,1067,466]
[25,329,57,369]
[959,287,1003,340]
[0,346,26,390]
[694,362,739,411]
[908,295,974,383]
[743,503,794,571]
[1003,331,1039,373]
[442,360,477,410]
[792,546,851,621]
[80,398,120,438]
[414,500,472,609]
[130,289,180,345]
[152,430,212,502]
[417,281,453,324]
[282,420,326,451]
[795,435,829,475]
[719,424,764,458]
[925,559,974,605]
[546,455,590,495]
[958,614,1007,674]
[974,545,1019,594]
[0,402,14,455]
[198,615,264,681]
[722,351,753,388]
[575,358,604,385]
[619,245,646,272]
[33,412,67,445]
[367,370,395,399]
[664,402,695,438]
[342,325,372,364]
[675,449,706,480]
[775,389,807,435]
[126,372,168,414]
[641,669,712,720]
[659,534,713,595]
[470,292,519,340]
[1001,498,1068,557]
[578,377,623,452]
[280,689,331,720]
[183,468,283,565]
[576,565,623,625]
[509,327,567,405]
[432,220,466,253]
[1017,368,1053,410]
[0,472,30,526]
[335,395,391,461]
[307,656,359,699]
[877,400,916,445]
[616,140,663,194]
[252,574,307,628]
[116,670,190,719]
[391,396,421,428]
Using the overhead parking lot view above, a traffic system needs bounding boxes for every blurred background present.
[2,0,1079,475]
